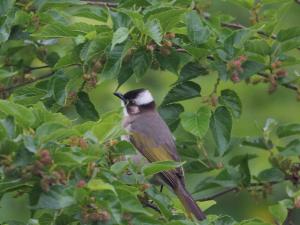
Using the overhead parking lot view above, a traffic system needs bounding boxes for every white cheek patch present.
[135,90,154,105]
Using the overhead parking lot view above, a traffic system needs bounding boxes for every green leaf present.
[210,106,232,155]
[145,19,162,45]
[278,139,300,157]
[142,160,185,177]
[0,69,17,81]
[245,39,271,55]
[158,104,184,131]
[0,100,36,127]
[75,92,99,121]
[178,62,208,82]
[111,161,129,175]
[91,111,124,143]
[277,123,300,138]
[180,106,211,138]
[0,0,15,16]
[258,168,285,182]
[242,136,273,150]
[80,36,110,63]
[239,61,265,79]
[162,81,201,105]
[0,192,30,223]
[116,186,151,215]
[102,41,133,80]
[87,179,116,195]
[33,22,80,38]
[117,62,134,88]
[36,187,75,209]
[147,9,186,32]
[132,48,152,79]
[219,89,242,118]
[111,27,129,50]
[277,27,300,42]
[269,203,288,225]
[185,11,210,45]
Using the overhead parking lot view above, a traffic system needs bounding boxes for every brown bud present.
[294,196,300,208]
[276,69,288,78]
[163,40,172,48]
[140,183,151,192]
[160,46,171,56]
[230,71,240,83]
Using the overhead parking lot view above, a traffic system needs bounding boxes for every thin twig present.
[257,72,299,91]
[83,0,118,7]
[1,72,55,93]
[196,187,238,201]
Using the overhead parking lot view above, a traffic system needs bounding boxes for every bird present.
[114,88,206,221]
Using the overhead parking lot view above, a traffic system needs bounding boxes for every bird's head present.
[114,88,155,115]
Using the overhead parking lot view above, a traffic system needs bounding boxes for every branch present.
[0,72,55,97]
[257,72,299,91]
[82,0,118,7]
[196,179,299,201]
[196,187,238,201]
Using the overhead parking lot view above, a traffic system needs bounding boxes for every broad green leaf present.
[75,92,99,121]
[180,106,211,138]
[210,106,232,155]
[91,111,124,142]
[158,103,184,131]
[0,69,17,81]
[142,160,185,177]
[239,61,265,79]
[0,0,15,16]
[12,86,47,106]
[178,62,208,82]
[145,19,162,45]
[277,27,300,42]
[219,89,242,118]
[132,48,152,79]
[111,27,129,50]
[111,161,129,175]
[277,123,300,138]
[242,136,273,150]
[33,22,81,38]
[102,41,133,80]
[258,168,285,182]
[0,192,30,223]
[162,81,201,105]
[53,151,87,167]
[116,186,151,215]
[80,36,110,63]
[117,62,134,88]
[0,100,35,127]
[269,203,288,225]
[280,38,300,52]
[224,29,252,57]
[185,11,210,45]
[278,139,300,156]
[245,39,271,55]
[147,9,186,32]
[36,187,75,209]
[197,200,216,211]
[87,179,116,195]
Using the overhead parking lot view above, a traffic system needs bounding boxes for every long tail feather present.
[174,183,206,221]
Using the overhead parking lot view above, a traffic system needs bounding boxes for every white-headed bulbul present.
[114,88,206,221]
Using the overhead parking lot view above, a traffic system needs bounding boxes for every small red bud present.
[76,180,86,188]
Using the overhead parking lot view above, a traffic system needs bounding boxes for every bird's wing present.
[128,113,184,187]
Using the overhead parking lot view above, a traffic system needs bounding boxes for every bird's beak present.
[113,92,126,102]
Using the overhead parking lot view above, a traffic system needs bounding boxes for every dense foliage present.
[0,0,300,224]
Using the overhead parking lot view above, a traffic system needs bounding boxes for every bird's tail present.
[174,182,206,221]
